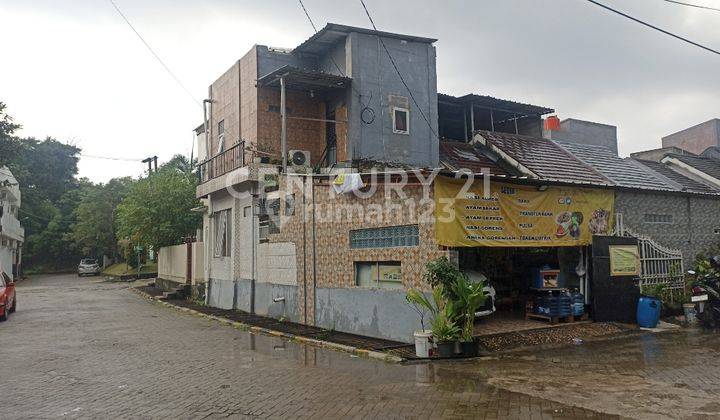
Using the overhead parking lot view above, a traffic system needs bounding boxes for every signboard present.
[609,245,641,276]
[434,177,614,247]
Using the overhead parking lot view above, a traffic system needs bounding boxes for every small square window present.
[243,206,251,217]
[355,261,402,289]
[393,107,409,134]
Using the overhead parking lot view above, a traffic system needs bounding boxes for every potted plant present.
[406,288,443,358]
[431,306,461,358]
[449,275,486,357]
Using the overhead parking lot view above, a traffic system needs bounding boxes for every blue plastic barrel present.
[637,296,661,328]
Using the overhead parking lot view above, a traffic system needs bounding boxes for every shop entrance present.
[458,245,591,335]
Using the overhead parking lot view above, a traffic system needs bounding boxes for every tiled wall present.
[270,175,447,324]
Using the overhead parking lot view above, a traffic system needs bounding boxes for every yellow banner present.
[435,177,614,247]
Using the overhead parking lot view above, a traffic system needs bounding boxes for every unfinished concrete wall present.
[546,119,618,156]
[662,119,720,155]
[346,32,438,167]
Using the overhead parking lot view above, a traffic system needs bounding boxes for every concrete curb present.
[129,287,404,364]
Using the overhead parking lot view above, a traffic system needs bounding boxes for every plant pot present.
[413,330,433,358]
[436,341,455,358]
[460,340,479,357]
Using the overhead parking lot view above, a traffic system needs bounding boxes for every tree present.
[70,177,133,259]
[116,169,201,251]
[161,154,196,176]
[0,102,22,167]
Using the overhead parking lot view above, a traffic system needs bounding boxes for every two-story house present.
[0,167,24,278]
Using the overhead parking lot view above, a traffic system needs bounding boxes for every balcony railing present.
[198,141,245,184]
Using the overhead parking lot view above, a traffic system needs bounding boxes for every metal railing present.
[198,141,244,184]
[615,213,685,291]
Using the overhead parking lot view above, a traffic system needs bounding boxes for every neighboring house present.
[0,167,24,278]
[554,141,720,265]
[660,154,720,189]
[662,119,720,155]
[631,146,695,162]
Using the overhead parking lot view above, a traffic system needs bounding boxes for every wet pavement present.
[0,274,717,419]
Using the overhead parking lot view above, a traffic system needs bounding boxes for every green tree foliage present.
[70,177,133,259]
[116,163,201,251]
[0,102,22,165]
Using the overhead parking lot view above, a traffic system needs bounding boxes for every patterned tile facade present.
[270,175,447,324]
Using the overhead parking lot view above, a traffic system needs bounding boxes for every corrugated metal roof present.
[439,141,515,176]
[438,93,554,117]
[555,141,672,191]
[477,131,610,185]
[293,23,437,55]
[634,159,719,194]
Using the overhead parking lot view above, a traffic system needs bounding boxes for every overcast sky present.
[1,0,719,182]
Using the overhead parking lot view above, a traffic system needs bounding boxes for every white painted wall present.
[158,242,206,284]
[257,242,297,286]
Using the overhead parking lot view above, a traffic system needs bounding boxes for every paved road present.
[0,274,717,419]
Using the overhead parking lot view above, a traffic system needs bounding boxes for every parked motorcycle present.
[688,256,720,329]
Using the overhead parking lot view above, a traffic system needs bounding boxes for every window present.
[243,206,251,218]
[355,261,402,289]
[350,225,419,249]
[392,107,409,134]
[284,194,295,216]
[213,209,231,257]
[644,213,673,224]
[217,120,225,152]
[259,198,280,240]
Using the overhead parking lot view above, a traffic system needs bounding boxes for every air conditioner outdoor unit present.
[288,150,310,167]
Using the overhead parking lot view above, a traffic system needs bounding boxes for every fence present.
[615,213,685,294]
[158,242,205,285]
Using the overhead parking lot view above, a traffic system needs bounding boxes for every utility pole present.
[142,157,153,173]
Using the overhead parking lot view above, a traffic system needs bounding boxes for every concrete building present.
[200,23,439,172]
[662,119,720,155]
[631,146,694,162]
[544,118,619,156]
[0,167,24,278]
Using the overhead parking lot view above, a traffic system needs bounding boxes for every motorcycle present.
[688,256,720,329]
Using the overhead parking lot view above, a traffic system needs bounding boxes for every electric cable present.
[108,0,203,108]
[586,0,720,56]
[358,0,439,138]
[663,0,720,12]
[297,0,375,124]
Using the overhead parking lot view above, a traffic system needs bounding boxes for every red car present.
[0,272,16,321]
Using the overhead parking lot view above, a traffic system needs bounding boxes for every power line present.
[108,0,203,108]
[297,0,318,32]
[586,0,720,56]
[663,0,720,12]
[80,154,143,162]
[358,0,439,138]
[296,0,369,106]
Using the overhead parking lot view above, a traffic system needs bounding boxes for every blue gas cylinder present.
[637,296,661,328]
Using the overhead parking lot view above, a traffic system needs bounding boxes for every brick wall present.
[256,87,326,165]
